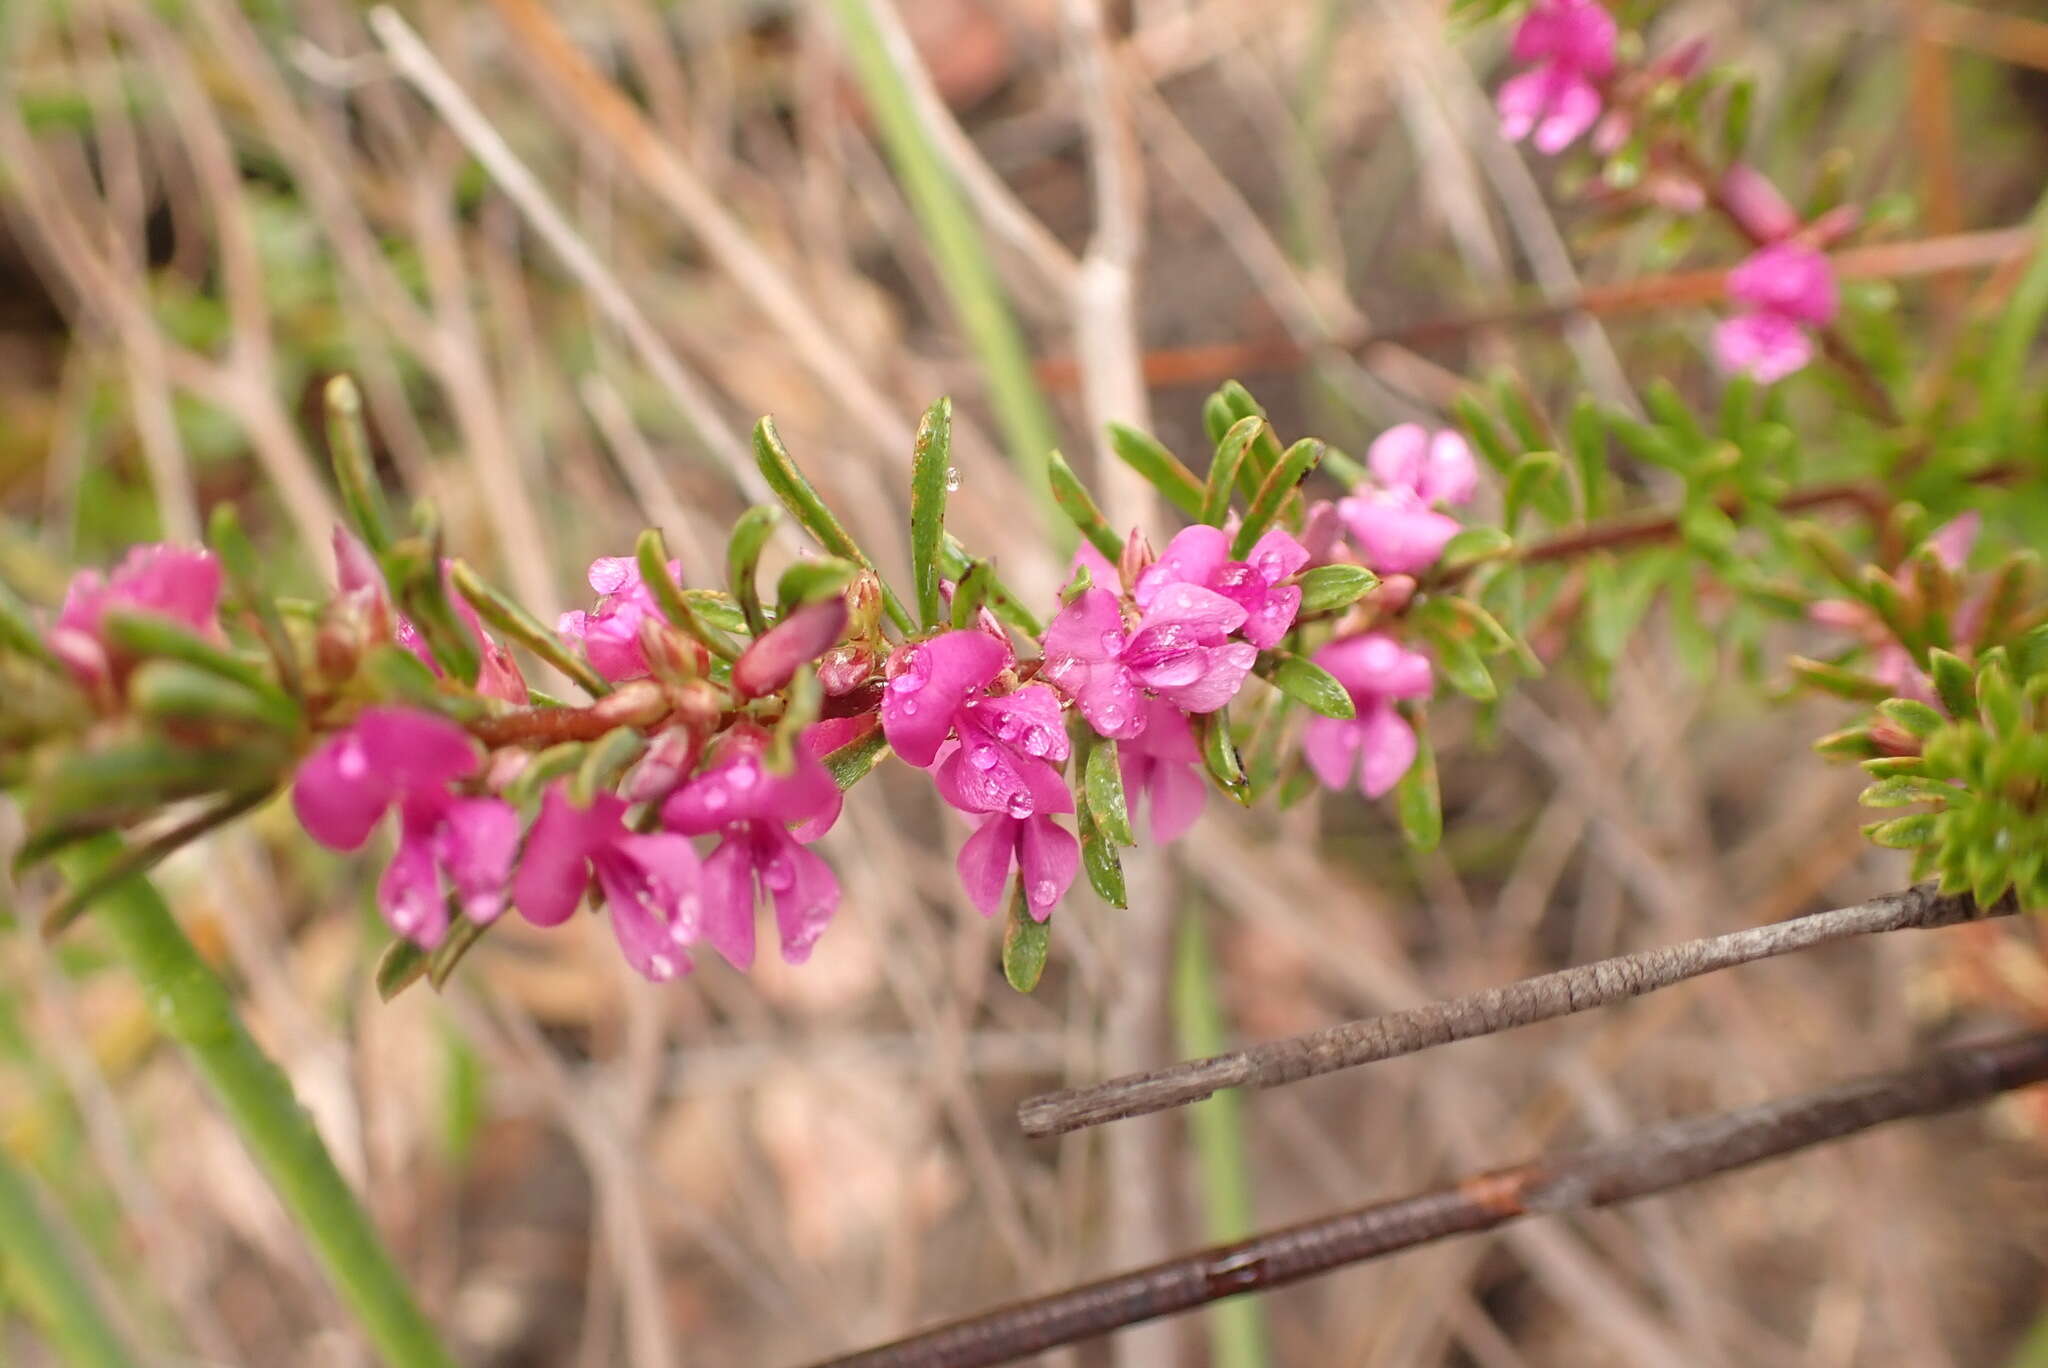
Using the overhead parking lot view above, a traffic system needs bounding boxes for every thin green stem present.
[827,0,1061,507]
[56,838,457,1367]
[1172,907,1269,1368]
[0,1146,140,1368]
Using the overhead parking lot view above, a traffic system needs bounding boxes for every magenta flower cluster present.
[1496,0,1617,155]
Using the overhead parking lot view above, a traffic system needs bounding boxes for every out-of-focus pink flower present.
[48,543,222,693]
[1928,511,1980,571]
[556,556,684,685]
[1042,581,1258,738]
[514,784,704,981]
[663,728,843,968]
[1302,634,1434,799]
[1118,698,1206,844]
[1497,0,1616,155]
[1133,525,1308,650]
[1715,242,1838,384]
[292,707,518,948]
[731,597,849,699]
[955,811,1080,921]
[1368,425,1479,507]
[334,528,527,703]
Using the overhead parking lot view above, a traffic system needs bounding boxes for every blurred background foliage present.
[5,0,2048,1364]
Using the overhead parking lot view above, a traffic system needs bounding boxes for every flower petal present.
[1335,493,1462,576]
[1354,703,1420,799]
[378,820,449,948]
[1151,640,1256,714]
[955,815,1020,918]
[1714,312,1813,384]
[1016,815,1080,922]
[1313,633,1434,701]
[768,836,840,964]
[434,796,521,926]
[292,728,398,851]
[1302,714,1361,791]
[511,786,610,927]
[700,835,760,970]
[881,631,1007,767]
[1133,525,1230,609]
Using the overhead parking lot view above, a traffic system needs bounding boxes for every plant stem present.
[1022,883,2008,1138]
[827,0,1062,504]
[823,1029,2048,1368]
[0,1146,140,1368]
[56,838,457,1368]
[1171,909,1268,1368]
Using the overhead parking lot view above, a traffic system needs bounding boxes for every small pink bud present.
[624,727,704,803]
[817,642,875,696]
[844,571,884,639]
[731,598,850,699]
[1118,528,1157,593]
[636,614,711,687]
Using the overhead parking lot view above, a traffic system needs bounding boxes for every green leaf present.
[1862,813,1937,850]
[0,576,60,670]
[821,723,891,790]
[725,505,783,636]
[1787,655,1894,702]
[950,559,995,629]
[40,788,271,936]
[775,559,860,616]
[1813,726,1881,760]
[1582,552,1663,665]
[130,660,302,732]
[359,645,485,721]
[504,742,587,806]
[1452,393,1517,474]
[754,416,913,633]
[1214,381,1287,491]
[1489,374,1549,454]
[909,396,953,628]
[101,611,294,712]
[1077,804,1128,908]
[1439,526,1513,573]
[1858,776,1954,809]
[428,915,493,990]
[1047,449,1123,561]
[939,536,1040,637]
[1430,634,1495,701]
[380,515,478,686]
[208,502,302,698]
[1877,697,1945,740]
[1296,564,1380,616]
[1393,719,1441,851]
[375,939,429,1002]
[1001,882,1052,992]
[1197,709,1250,804]
[1928,648,1976,719]
[448,561,613,695]
[634,530,740,663]
[1231,438,1324,559]
[1264,652,1355,719]
[572,727,647,805]
[1504,450,1570,530]
[1202,415,1265,526]
[324,375,397,556]
[1084,740,1135,847]
[1106,422,1204,518]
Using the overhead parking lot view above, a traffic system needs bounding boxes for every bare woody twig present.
[821,1028,2048,1368]
[1020,884,2012,1139]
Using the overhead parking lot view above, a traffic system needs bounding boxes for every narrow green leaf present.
[1107,422,1205,518]
[41,789,271,936]
[1077,804,1128,908]
[1927,648,1976,718]
[1858,776,1954,809]
[634,530,740,663]
[358,645,485,721]
[1813,726,1882,760]
[380,516,478,685]
[1452,393,1517,474]
[1198,709,1250,803]
[1503,450,1570,530]
[950,559,996,629]
[1264,652,1355,719]
[1001,882,1052,992]
[1877,697,1946,739]
[1567,396,1611,519]
[427,916,492,990]
[1787,655,1894,702]
[1202,415,1265,526]
[130,660,302,732]
[0,576,61,670]
[1296,564,1379,616]
[208,502,302,698]
[822,723,891,790]
[324,375,396,555]
[504,742,587,806]
[572,727,648,805]
[449,561,613,694]
[754,415,914,632]
[1231,439,1324,559]
[1439,527,1513,573]
[101,611,293,711]
[1862,813,1937,850]
[775,559,860,616]
[1084,740,1135,847]
[1489,373,1549,454]
[1047,449,1124,561]
[726,505,783,636]
[375,939,429,1002]
[1215,381,1286,491]
[1393,719,1441,851]
[1430,634,1496,701]
[940,536,1040,636]
[909,396,953,628]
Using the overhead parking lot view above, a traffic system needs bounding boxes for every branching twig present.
[1020,884,2012,1139]
[822,1028,2048,1368]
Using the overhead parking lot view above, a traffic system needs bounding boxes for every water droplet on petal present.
[1006,790,1034,817]
[1030,880,1057,908]
[703,789,729,812]
[1100,629,1125,654]
[1022,727,1052,756]
[944,466,962,492]
[336,738,368,779]
[900,699,919,716]
[648,953,677,980]
[1097,705,1125,731]
[762,856,795,890]
[969,745,999,771]
[728,763,758,790]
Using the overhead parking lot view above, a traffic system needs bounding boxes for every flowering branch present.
[1019,883,2011,1137]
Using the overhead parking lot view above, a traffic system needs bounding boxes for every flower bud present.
[592,678,670,729]
[636,613,711,688]
[1118,528,1157,594]
[844,571,884,639]
[732,598,850,700]
[623,726,704,804]
[817,642,875,696]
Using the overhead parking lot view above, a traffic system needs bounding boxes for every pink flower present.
[1497,0,1616,155]
[292,707,518,948]
[931,686,1073,819]
[48,543,222,693]
[879,628,1013,766]
[1132,525,1308,650]
[1366,425,1479,507]
[1302,634,1434,799]
[1714,243,1838,384]
[334,529,527,703]
[513,784,705,982]
[1043,582,1257,738]
[1118,698,1207,844]
[956,812,1080,921]
[662,728,844,968]
[556,556,683,684]
[1718,164,1800,243]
